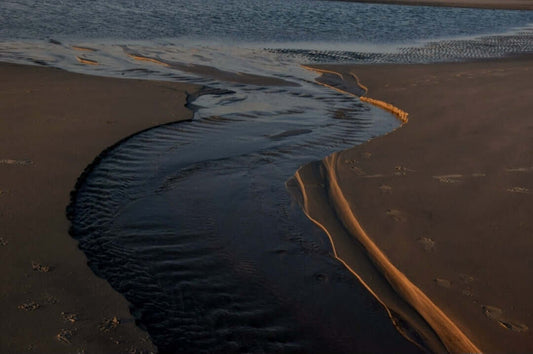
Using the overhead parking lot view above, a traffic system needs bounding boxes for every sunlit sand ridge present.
[76,56,99,65]
[301,65,408,123]
[293,155,480,353]
[72,45,96,52]
[127,53,170,67]
[292,68,481,353]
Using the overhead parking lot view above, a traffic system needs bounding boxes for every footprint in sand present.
[386,209,406,222]
[482,305,529,332]
[32,261,52,273]
[18,301,40,311]
[505,167,533,173]
[56,329,75,344]
[434,278,452,288]
[394,165,415,176]
[363,174,386,179]
[456,274,476,297]
[433,173,486,184]
[99,317,120,332]
[350,166,366,176]
[461,288,474,297]
[361,152,372,159]
[433,274,475,296]
[0,159,33,166]
[506,187,530,194]
[61,312,79,323]
[43,294,59,305]
[379,184,392,194]
[343,159,366,176]
[459,273,474,284]
[417,236,435,251]
[433,174,463,183]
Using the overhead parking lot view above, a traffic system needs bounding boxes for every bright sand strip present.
[0,62,198,353]
[296,57,533,352]
[334,0,533,10]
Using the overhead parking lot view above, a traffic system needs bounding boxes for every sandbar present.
[299,56,533,352]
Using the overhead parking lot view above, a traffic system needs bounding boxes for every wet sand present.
[2,54,532,352]
[335,0,533,10]
[0,62,198,353]
[297,57,532,352]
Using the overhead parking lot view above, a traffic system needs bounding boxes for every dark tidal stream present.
[66,67,426,352]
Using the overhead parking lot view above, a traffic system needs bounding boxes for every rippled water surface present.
[2,0,533,43]
[3,0,533,352]
[68,77,414,352]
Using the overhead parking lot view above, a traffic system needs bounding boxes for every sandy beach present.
[295,56,533,352]
[1,25,532,353]
[0,62,198,353]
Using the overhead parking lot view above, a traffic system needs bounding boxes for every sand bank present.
[0,62,198,353]
[296,57,533,352]
[333,0,533,10]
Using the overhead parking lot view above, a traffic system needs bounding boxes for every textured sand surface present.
[297,57,533,352]
[0,62,198,353]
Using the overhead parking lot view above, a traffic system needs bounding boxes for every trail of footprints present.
[482,306,529,332]
[433,167,532,194]
[1,159,126,350]
[341,157,531,332]
[343,155,532,194]
[14,259,130,349]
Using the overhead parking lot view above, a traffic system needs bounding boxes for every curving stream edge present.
[290,66,481,353]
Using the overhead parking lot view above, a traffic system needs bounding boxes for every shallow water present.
[2,0,533,352]
[66,57,422,351]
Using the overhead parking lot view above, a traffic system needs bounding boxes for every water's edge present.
[64,67,419,352]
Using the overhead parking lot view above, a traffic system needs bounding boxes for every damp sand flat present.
[0,62,198,353]
[296,56,533,352]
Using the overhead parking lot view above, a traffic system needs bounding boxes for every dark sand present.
[334,0,533,10]
[0,62,198,353]
[297,57,533,352]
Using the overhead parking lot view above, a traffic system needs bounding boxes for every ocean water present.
[2,0,533,42]
[2,0,533,352]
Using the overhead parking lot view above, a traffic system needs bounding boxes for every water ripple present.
[67,70,420,352]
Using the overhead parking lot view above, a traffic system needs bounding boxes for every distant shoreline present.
[328,0,533,10]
